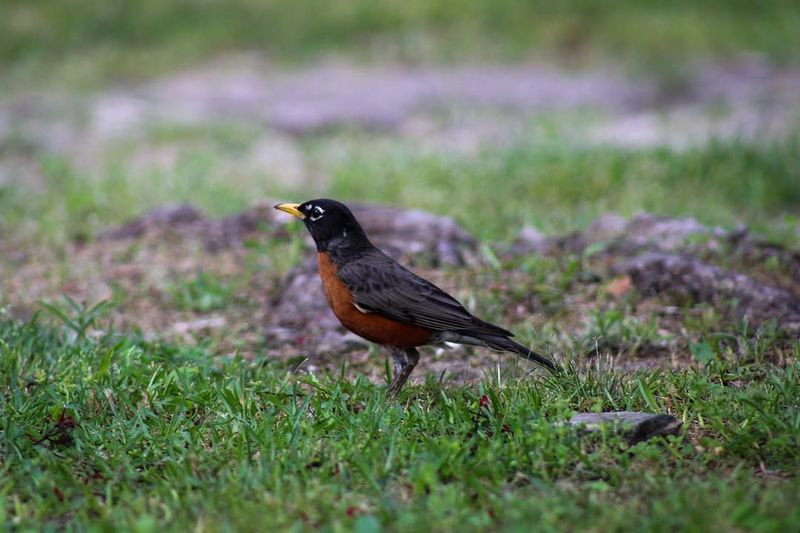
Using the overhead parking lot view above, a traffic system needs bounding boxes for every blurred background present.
[0,0,799,244]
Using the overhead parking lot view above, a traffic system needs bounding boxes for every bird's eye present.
[309,205,325,221]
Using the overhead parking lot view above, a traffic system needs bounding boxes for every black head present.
[274,198,370,253]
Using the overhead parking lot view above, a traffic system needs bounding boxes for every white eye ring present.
[308,205,325,221]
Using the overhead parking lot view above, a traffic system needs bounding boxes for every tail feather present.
[478,335,559,373]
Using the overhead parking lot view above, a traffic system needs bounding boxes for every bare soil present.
[2,57,798,190]
[3,203,797,387]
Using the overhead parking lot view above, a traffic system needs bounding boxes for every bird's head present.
[274,198,370,252]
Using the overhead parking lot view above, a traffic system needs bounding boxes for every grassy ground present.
[2,0,800,88]
[2,133,799,246]
[2,1,800,530]
[2,316,798,531]
[320,136,800,241]
[1,136,799,530]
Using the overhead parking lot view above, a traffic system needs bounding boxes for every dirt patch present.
[1,202,496,384]
[96,200,478,262]
[613,253,800,331]
[81,59,800,141]
[89,59,650,136]
[514,212,800,332]
[2,57,799,195]
[2,203,797,388]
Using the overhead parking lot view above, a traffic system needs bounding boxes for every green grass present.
[2,0,800,87]
[1,313,798,531]
[2,136,797,246]
[322,137,800,241]
[3,4,799,530]
[167,272,234,313]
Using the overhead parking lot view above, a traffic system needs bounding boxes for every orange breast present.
[316,252,432,348]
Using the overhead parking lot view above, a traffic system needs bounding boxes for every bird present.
[274,199,558,398]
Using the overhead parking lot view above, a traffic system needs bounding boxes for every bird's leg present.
[386,347,420,399]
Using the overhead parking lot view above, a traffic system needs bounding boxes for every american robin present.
[274,199,558,397]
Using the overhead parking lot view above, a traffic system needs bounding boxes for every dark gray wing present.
[336,251,511,336]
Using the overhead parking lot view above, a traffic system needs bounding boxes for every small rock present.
[569,411,682,444]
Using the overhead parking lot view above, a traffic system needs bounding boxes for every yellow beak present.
[274,202,305,219]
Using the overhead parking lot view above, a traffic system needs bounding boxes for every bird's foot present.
[386,347,420,399]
